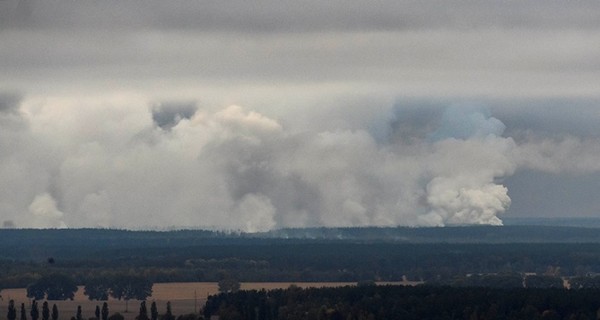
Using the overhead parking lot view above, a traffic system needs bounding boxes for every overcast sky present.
[1,0,600,230]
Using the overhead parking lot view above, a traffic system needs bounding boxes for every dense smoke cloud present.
[2,96,597,231]
[1,0,599,229]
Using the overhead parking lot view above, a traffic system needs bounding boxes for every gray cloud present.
[0,0,32,29]
[1,1,599,101]
[0,92,22,113]
[2,220,16,228]
[380,98,600,142]
[372,101,444,144]
[2,29,598,102]
[2,0,599,32]
[491,98,600,140]
[506,170,600,218]
[151,102,198,130]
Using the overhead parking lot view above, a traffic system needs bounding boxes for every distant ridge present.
[1,225,600,248]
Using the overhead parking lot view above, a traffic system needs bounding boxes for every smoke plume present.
[1,96,598,230]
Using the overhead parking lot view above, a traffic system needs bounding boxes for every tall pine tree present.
[137,301,149,320]
[42,302,49,320]
[150,302,158,320]
[101,303,109,320]
[20,303,27,320]
[164,302,174,320]
[8,300,17,320]
[76,306,82,320]
[51,305,58,320]
[30,300,39,320]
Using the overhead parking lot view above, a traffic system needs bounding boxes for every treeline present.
[204,285,600,320]
[21,273,152,302]
[21,271,241,302]
[6,226,600,255]
[6,299,200,320]
[8,300,67,320]
[7,242,600,287]
[434,273,600,289]
[6,300,106,320]
[257,225,600,242]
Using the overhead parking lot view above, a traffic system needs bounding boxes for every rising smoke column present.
[419,106,516,225]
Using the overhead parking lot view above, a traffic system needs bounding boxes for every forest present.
[5,241,600,288]
[3,228,600,319]
[203,285,600,320]
[4,228,600,289]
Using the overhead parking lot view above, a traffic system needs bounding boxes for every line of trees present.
[431,273,600,289]
[6,299,78,320]
[7,300,194,320]
[27,274,78,300]
[25,273,153,307]
[24,271,241,303]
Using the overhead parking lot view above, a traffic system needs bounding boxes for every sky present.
[1,0,600,230]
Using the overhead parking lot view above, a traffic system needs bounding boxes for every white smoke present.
[28,193,67,228]
[421,106,515,226]
[1,96,598,230]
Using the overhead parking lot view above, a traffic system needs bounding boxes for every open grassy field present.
[0,281,417,320]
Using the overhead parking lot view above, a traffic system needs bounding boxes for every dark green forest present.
[3,227,600,290]
[4,226,600,258]
[204,285,600,320]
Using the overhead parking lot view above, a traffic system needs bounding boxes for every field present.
[0,281,416,320]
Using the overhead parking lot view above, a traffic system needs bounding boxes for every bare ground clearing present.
[0,281,417,320]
